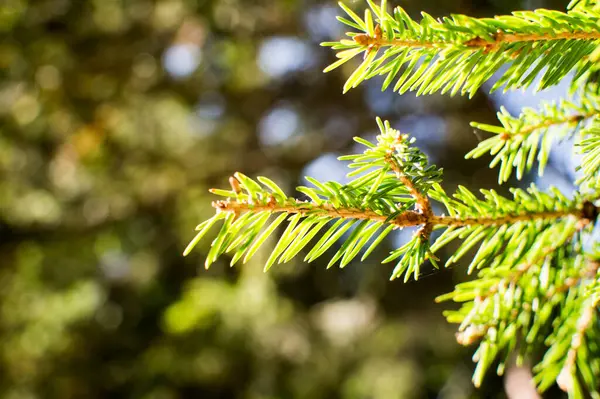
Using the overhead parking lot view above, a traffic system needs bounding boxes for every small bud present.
[353,34,371,46]
[556,366,573,393]
[212,200,228,213]
[229,176,242,194]
[456,325,483,346]
[374,24,383,40]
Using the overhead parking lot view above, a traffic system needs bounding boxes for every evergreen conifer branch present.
[185,119,594,283]
[439,222,582,309]
[549,258,600,296]
[384,144,432,213]
[436,223,582,376]
[362,28,600,52]
[440,242,579,388]
[469,97,600,183]
[555,293,600,395]
[211,201,582,228]
[535,273,600,396]
[440,238,600,393]
[323,2,600,96]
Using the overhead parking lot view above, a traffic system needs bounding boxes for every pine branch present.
[440,239,600,394]
[468,96,600,183]
[438,238,582,388]
[546,258,600,297]
[323,2,600,97]
[185,119,594,283]
[535,271,600,397]
[433,195,600,390]
[373,29,600,52]
[210,199,426,229]
[442,240,576,351]
[383,138,434,238]
[556,297,599,395]
[384,143,427,201]
[212,199,583,228]
[433,209,579,227]
[455,225,580,306]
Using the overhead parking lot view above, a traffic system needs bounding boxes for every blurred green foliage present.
[0,0,570,398]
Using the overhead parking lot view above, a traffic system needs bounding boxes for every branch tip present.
[229,176,242,194]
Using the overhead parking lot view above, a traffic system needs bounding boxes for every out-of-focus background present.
[0,0,576,398]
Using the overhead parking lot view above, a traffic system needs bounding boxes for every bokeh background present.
[0,0,577,398]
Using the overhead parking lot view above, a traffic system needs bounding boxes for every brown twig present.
[557,293,600,393]
[496,112,595,141]
[354,29,600,53]
[452,217,591,314]
[476,230,578,300]
[547,259,600,297]
[212,199,584,229]
[462,30,600,52]
[451,232,578,347]
[383,132,434,241]
[451,231,598,350]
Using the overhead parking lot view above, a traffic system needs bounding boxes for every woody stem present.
[374,30,600,52]
[212,200,586,229]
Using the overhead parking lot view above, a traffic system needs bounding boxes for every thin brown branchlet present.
[211,198,426,228]
[353,26,600,54]
[463,30,600,52]
[211,189,592,230]
[557,293,600,393]
[450,233,579,347]
[548,259,600,297]
[448,222,599,349]
[467,225,582,305]
[496,113,595,141]
[383,131,434,242]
